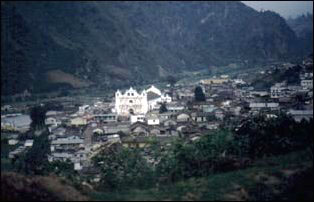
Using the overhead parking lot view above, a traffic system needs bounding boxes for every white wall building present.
[130,114,146,124]
[78,105,90,114]
[146,114,160,125]
[301,79,313,89]
[115,86,171,116]
[270,83,286,98]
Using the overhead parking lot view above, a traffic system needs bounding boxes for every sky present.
[241,1,313,19]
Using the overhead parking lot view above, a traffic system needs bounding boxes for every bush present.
[155,130,238,180]
[93,145,155,191]
[194,86,206,102]
[234,113,313,159]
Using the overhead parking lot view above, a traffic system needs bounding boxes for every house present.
[24,139,34,147]
[176,112,191,122]
[191,112,207,123]
[150,127,161,136]
[249,103,279,111]
[78,105,90,114]
[48,150,87,163]
[181,124,200,136]
[205,122,220,130]
[103,122,130,134]
[93,128,104,135]
[163,119,177,127]
[233,79,246,85]
[45,117,59,126]
[8,139,19,145]
[202,105,217,113]
[249,103,266,109]
[287,110,313,122]
[50,136,84,152]
[146,113,160,125]
[1,105,12,111]
[270,83,287,98]
[9,146,26,159]
[74,162,83,171]
[130,114,145,124]
[48,153,72,162]
[159,112,174,122]
[266,103,279,110]
[130,122,150,136]
[93,113,117,123]
[250,91,269,97]
[164,126,179,136]
[200,78,229,85]
[167,102,186,113]
[45,110,63,117]
[51,127,66,137]
[70,117,87,126]
[301,79,313,89]
[121,136,152,148]
[107,134,121,143]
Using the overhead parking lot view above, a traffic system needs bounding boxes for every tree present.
[166,75,177,87]
[16,130,50,175]
[30,105,47,130]
[234,113,312,159]
[159,103,168,114]
[194,86,206,102]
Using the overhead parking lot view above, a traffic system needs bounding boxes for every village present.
[1,57,313,177]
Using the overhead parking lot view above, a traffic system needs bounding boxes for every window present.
[129,100,133,103]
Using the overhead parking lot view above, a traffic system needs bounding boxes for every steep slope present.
[286,13,313,57]
[1,1,302,95]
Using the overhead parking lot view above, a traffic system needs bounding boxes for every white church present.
[114,85,172,116]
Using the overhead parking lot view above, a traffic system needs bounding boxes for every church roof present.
[147,91,160,101]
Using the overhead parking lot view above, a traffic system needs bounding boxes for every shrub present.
[234,113,313,159]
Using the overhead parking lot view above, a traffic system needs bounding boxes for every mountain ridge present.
[1,1,307,95]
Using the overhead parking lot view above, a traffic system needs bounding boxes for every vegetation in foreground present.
[1,112,313,201]
[89,150,313,201]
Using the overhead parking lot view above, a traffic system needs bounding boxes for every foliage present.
[165,75,178,87]
[159,102,168,113]
[30,105,48,130]
[90,150,312,201]
[92,118,313,193]
[194,86,206,102]
[155,130,237,181]
[92,145,155,191]
[1,138,18,159]
[15,130,51,175]
[234,113,313,159]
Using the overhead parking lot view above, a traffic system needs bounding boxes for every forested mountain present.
[1,1,306,95]
[286,13,313,57]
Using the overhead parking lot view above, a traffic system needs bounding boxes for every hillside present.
[286,13,313,57]
[2,151,312,201]
[89,150,313,201]
[1,1,305,95]
[1,172,89,201]
[46,70,92,88]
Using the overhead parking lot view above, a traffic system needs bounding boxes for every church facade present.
[114,86,171,116]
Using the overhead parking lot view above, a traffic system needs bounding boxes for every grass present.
[88,150,313,201]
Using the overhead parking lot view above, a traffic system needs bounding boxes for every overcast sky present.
[241,1,313,19]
